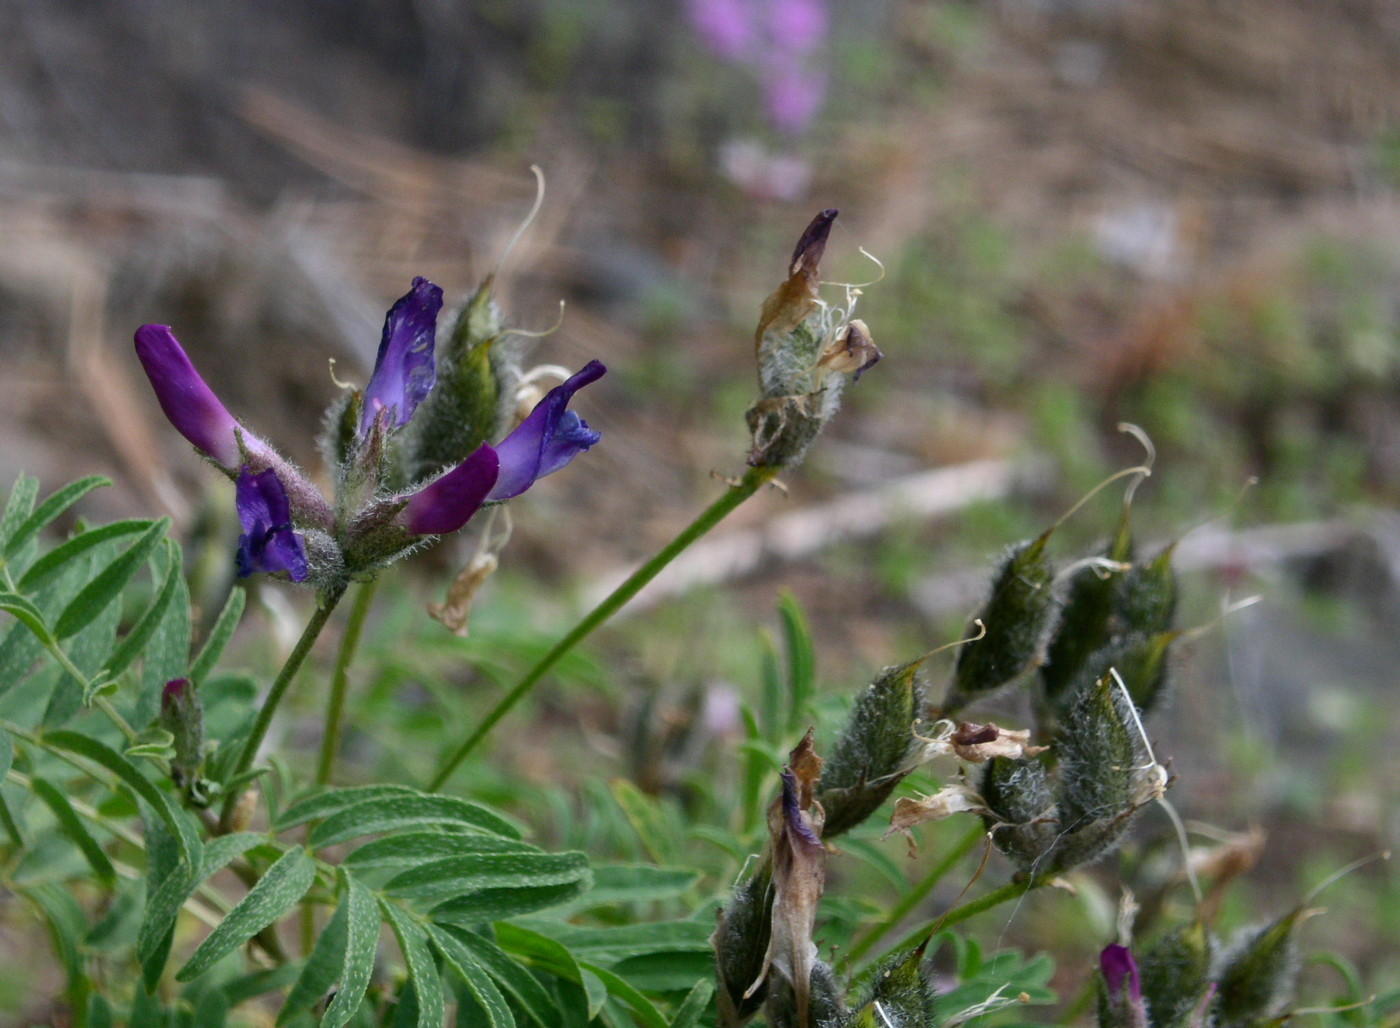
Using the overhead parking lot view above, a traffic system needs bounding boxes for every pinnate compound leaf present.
[29,775,116,884]
[380,900,445,1028]
[278,897,349,1023]
[432,926,559,1028]
[54,519,168,640]
[426,924,515,1028]
[5,476,110,558]
[45,730,200,867]
[309,793,521,849]
[17,519,150,593]
[321,871,380,1028]
[176,847,316,982]
[189,586,246,685]
[276,784,422,831]
[383,851,589,905]
[669,980,716,1028]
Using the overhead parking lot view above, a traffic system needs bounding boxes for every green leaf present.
[221,963,304,1007]
[0,474,39,552]
[177,847,317,981]
[5,476,111,558]
[431,927,558,1028]
[309,793,521,850]
[609,779,674,865]
[777,592,816,732]
[190,586,246,685]
[54,519,168,640]
[136,541,190,726]
[578,961,669,1028]
[278,898,350,1024]
[0,591,54,646]
[45,730,200,867]
[429,880,592,924]
[555,865,698,914]
[276,784,422,831]
[383,851,589,905]
[104,540,184,678]
[581,968,608,1020]
[29,775,116,884]
[23,882,91,1014]
[539,921,714,962]
[427,924,515,1028]
[17,519,152,593]
[669,980,715,1028]
[345,831,538,876]
[380,900,445,1028]
[321,871,379,1028]
[0,730,12,781]
[495,922,586,985]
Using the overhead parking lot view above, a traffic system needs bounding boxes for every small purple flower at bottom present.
[235,467,309,581]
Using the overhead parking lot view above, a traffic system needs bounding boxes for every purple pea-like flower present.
[488,360,606,500]
[235,466,309,582]
[360,277,443,437]
[1100,944,1149,1028]
[399,361,606,535]
[134,324,250,467]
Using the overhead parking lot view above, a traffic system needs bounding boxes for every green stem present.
[427,465,779,791]
[315,579,378,786]
[843,821,985,967]
[879,876,1043,963]
[220,583,348,830]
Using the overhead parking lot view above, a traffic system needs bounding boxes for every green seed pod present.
[1057,676,1139,829]
[980,755,1056,871]
[762,960,845,1028]
[1140,921,1213,1028]
[713,863,774,1027]
[1041,520,1133,707]
[1116,544,1178,638]
[843,940,936,1028]
[1053,631,1175,719]
[408,276,520,480]
[947,536,1057,713]
[1212,910,1305,1027]
[818,659,927,838]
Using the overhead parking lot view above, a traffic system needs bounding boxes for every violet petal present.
[234,467,308,581]
[487,361,606,501]
[360,277,443,437]
[403,444,501,536]
[134,324,243,466]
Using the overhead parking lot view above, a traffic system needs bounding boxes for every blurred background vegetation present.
[1,0,1398,1018]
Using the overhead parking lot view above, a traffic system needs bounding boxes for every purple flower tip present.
[780,768,823,848]
[162,678,191,705]
[360,277,443,437]
[134,324,243,466]
[487,360,606,502]
[235,466,309,582]
[402,444,501,536]
[1100,944,1142,1000]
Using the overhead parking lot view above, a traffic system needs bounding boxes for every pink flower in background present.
[686,0,829,136]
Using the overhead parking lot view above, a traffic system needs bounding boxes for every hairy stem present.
[220,582,347,830]
[427,465,779,791]
[881,876,1043,962]
[315,579,378,786]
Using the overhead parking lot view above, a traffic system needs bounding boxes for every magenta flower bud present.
[235,466,309,581]
[1100,944,1148,1028]
[360,277,443,437]
[159,678,204,781]
[134,324,246,466]
[487,361,606,501]
[401,444,500,536]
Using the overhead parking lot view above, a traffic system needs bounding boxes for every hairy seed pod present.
[1140,921,1213,1028]
[713,864,774,1027]
[1213,910,1305,1027]
[980,755,1056,871]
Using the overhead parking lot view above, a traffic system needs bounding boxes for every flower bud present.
[818,659,927,838]
[158,678,203,783]
[1213,910,1306,1027]
[1097,944,1148,1028]
[1041,523,1132,708]
[846,939,936,1028]
[1140,921,1213,1028]
[946,537,1057,714]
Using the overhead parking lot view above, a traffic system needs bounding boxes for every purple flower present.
[399,361,606,535]
[763,60,828,136]
[687,0,759,59]
[134,324,248,466]
[235,467,309,581]
[488,361,606,500]
[361,277,443,437]
[1100,944,1148,1028]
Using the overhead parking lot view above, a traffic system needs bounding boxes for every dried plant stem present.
[220,582,348,830]
[843,821,985,967]
[315,579,378,786]
[427,465,780,790]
